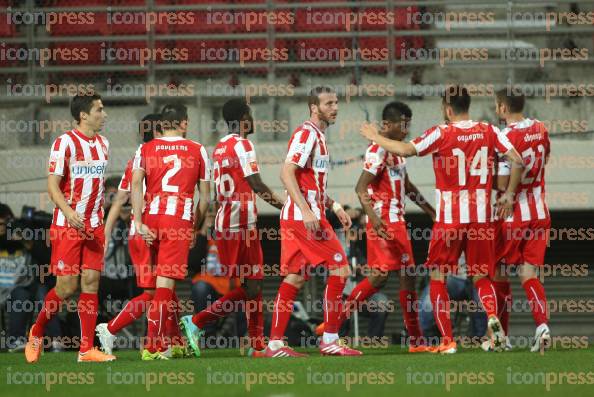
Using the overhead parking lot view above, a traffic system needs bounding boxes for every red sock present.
[493,280,511,334]
[192,287,247,329]
[146,288,173,353]
[474,278,498,318]
[166,292,183,346]
[522,278,548,326]
[324,275,346,334]
[33,288,62,337]
[429,280,453,344]
[78,293,98,353]
[107,291,153,334]
[399,289,422,345]
[340,278,379,325]
[246,292,265,350]
[270,282,299,340]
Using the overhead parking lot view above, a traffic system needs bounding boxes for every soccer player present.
[179,98,285,357]
[261,86,360,358]
[25,93,115,363]
[132,104,210,360]
[316,101,436,352]
[360,86,525,353]
[96,114,186,357]
[491,89,551,352]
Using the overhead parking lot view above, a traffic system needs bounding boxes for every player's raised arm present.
[360,122,417,157]
[404,174,436,221]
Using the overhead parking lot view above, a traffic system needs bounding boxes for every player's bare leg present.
[518,264,550,352]
[428,269,456,354]
[96,288,155,355]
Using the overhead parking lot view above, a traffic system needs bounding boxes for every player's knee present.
[242,280,262,299]
[56,278,78,298]
[80,270,100,293]
[369,273,388,289]
[284,273,306,289]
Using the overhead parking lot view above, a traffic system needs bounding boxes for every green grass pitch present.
[2,346,593,397]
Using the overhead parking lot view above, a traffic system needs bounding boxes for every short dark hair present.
[160,103,188,130]
[308,86,336,112]
[0,203,14,220]
[496,88,525,113]
[70,92,102,123]
[382,101,412,122]
[442,85,470,114]
[222,98,251,132]
[139,113,162,143]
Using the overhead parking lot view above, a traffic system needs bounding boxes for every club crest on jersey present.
[333,253,343,263]
[401,253,409,263]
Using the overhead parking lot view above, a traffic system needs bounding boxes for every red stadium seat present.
[108,40,172,65]
[357,7,413,30]
[171,11,230,34]
[295,7,351,32]
[49,12,109,36]
[232,39,288,75]
[357,37,407,73]
[175,39,231,75]
[0,14,16,37]
[50,42,103,65]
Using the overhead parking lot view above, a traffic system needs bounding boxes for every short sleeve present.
[492,125,513,154]
[132,144,145,171]
[118,160,133,191]
[363,144,386,176]
[286,128,316,168]
[410,126,443,157]
[234,139,259,177]
[48,136,70,176]
[198,145,211,181]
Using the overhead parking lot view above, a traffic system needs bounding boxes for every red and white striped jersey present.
[363,143,407,223]
[133,136,210,222]
[280,121,329,221]
[212,134,260,231]
[497,118,550,222]
[411,120,513,224]
[48,129,109,229]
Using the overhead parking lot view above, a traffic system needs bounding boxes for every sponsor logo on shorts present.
[57,260,64,271]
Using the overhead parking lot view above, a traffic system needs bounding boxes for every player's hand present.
[190,229,198,249]
[496,192,514,220]
[65,208,85,230]
[136,222,156,245]
[335,207,352,229]
[370,214,390,239]
[360,122,380,141]
[302,209,320,234]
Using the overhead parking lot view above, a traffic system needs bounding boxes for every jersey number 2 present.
[162,154,181,192]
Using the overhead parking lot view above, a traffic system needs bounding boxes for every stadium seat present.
[49,12,109,36]
[171,10,230,34]
[50,42,103,65]
[357,7,413,30]
[233,0,292,33]
[231,39,288,75]
[175,39,231,75]
[0,14,16,37]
